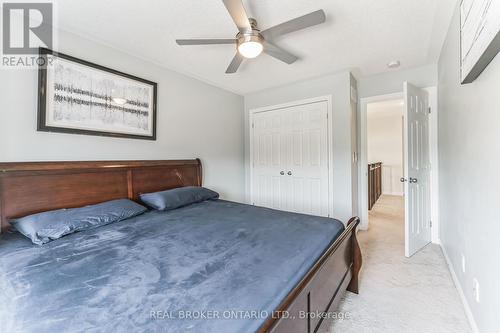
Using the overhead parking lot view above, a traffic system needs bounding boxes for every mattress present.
[0,200,344,333]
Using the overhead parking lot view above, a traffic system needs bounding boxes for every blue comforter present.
[0,200,344,333]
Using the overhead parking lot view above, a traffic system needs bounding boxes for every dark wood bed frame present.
[0,159,361,333]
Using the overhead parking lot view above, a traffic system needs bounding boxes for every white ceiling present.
[54,0,457,95]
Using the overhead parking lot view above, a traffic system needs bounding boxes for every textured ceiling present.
[54,0,457,95]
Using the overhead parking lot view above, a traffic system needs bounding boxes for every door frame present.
[358,88,439,244]
[249,95,334,217]
[359,92,403,230]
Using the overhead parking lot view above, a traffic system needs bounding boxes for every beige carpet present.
[329,195,471,333]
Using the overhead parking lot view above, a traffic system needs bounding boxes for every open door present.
[403,82,431,257]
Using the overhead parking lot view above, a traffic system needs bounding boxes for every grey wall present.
[0,29,245,202]
[357,64,438,98]
[438,5,500,333]
[244,71,356,222]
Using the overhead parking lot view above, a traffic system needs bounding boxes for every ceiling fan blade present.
[176,39,236,45]
[263,42,298,64]
[226,53,244,73]
[261,10,326,40]
[222,0,251,33]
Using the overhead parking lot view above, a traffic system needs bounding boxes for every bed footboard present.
[261,216,361,333]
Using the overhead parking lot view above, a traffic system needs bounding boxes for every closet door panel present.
[252,100,329,217]
[253,110,285,210]
[286,101,329,217]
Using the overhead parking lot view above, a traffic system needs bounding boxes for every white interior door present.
[252,109,286,210]
[403,82,432,257]
[251,101,330,217]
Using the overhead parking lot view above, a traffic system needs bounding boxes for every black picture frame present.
[37,47,157,140]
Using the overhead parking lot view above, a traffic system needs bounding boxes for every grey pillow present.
[10,199,147,245]
[140,186,219,211]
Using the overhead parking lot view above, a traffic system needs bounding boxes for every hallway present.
[330,195,471,333]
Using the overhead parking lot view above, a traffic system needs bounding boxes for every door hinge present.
[252,122,255,129]
[428,107,431,114]
[430,220,432,228]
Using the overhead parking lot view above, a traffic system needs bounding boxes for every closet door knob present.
[287,171,292,176]
[400,178,407,183]
[280,171,285,175]
[409,177,418,184]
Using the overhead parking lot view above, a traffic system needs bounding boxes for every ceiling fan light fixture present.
[238,41,263,58]
[237,33,263,58]
[175,1,326,73]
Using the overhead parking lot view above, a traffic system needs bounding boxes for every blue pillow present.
[10,199,147,245]
[140,186,219,211]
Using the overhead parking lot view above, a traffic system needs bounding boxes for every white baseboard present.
[440,244,479,333]
[358,223,368,231]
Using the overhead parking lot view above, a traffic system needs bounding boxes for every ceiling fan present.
[176,0,326,74]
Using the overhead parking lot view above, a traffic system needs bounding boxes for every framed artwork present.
[38,48,157,140]
[460,0,500,84]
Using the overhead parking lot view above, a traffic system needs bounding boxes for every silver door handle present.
[280,171,285,175]
[287,171,292,176]
[400,178,407,183]
[409,178,418,183]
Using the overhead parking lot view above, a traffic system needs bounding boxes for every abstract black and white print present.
[460,0,500,83]
[44,55,155,137]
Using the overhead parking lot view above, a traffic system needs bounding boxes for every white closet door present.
[252,101,329,217]
[252,110,287,210]
[285,102,329,216]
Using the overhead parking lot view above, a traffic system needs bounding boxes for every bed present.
[0,159,361,333]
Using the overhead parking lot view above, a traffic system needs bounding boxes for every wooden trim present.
[195,158,203,186]
[0,159,201,172]
[368,162,382,210]
[126,170,134,199]
[0,158,361,333]
[0,176,4,234]
[314,265,352,331]
[259,216,361,333]
[0,159,202,231]
[347,221,362,294]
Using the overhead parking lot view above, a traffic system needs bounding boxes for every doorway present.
[366,97,405,238]
[367,98,405,199]
[359,84,438,257]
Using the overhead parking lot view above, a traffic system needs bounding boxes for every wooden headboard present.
[0,159,202,231]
